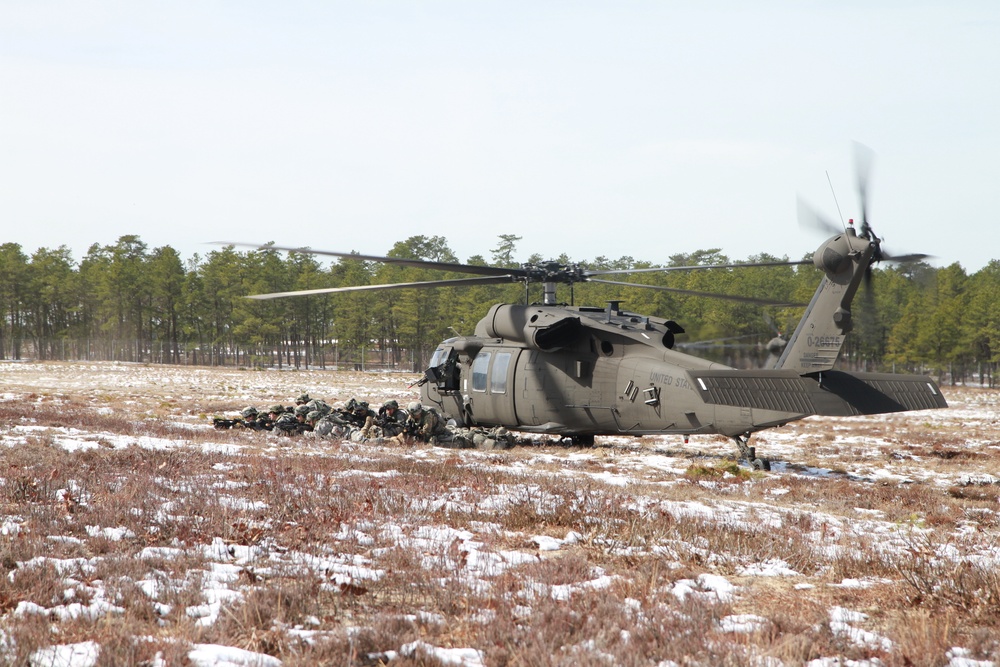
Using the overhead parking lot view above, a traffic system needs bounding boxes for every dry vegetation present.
[1,361,1000,666]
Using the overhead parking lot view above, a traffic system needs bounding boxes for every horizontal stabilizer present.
[688,369,947,416]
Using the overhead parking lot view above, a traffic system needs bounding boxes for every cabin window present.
[491,352,512,394]
[471,352,491,392]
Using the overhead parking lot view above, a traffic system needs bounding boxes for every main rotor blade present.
[676,333,767,348]
[797,196,842,236]
[677,342,761,350]
[586,279,806,306]
[881,250,932,264]
[246,275,519,300]
[214,242,524,278]
[853,141,874,227]
[585,258,811,277]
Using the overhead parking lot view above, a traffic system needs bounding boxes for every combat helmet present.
[383,399,399,410]
[241,406,258,419]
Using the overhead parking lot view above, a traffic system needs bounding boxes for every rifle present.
[403,419,421,438]
[272,419,299,435]
[212,417,244,430]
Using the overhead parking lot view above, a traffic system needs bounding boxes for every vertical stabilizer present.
[773,226,876,373]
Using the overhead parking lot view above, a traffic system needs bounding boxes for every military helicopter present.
[229,154,946,469]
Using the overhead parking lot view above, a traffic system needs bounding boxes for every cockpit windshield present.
[428,347,447,368]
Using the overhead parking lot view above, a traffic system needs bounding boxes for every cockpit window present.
[471,352,491,392]
[428,347,447,368]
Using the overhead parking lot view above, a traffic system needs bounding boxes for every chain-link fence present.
[1,338,428,372]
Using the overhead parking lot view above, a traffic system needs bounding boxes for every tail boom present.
[689,368,947,418]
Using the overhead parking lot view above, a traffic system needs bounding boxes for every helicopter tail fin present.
[772,227,875,373]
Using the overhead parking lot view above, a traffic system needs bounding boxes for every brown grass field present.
[1,361,999,666]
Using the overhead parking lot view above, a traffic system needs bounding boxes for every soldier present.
[375,399,408,437]
[396,402,453,445]
[293,404,314,433]
[350,400,375,427]
[305,398,332,417]
[241,406,270,431]
[270,404,299,436]
[295,392,311,406]
[326,398,358,426]
[457,425,514,449]
[312,410,346,438]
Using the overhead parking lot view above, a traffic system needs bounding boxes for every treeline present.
[0,234,997,384]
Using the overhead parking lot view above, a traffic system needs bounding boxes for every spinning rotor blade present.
[675,333,767,350]
[246,275,519,300]
[797,196,842,236]
[854,141,874,230]
[214,242,524,278]
[585,258,811,277]
[586,278,805,307]
[849,145,933,268]
[881,251,932,264]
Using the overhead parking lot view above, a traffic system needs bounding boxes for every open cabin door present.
[420,345,467,424]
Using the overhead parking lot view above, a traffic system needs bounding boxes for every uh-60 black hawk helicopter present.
[231,165,946,470]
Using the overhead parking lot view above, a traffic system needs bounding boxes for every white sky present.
[2,1,997,271]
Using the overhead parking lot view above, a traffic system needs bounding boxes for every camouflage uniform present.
[348,401,375,427]
[313,413,352,439]
[394,402,468,446]
[373,400,408,438]
[271,411,300,436]
[292,404,314,433]
[241,406,270,432]
[305,398,332,417]
[452,425,514,450]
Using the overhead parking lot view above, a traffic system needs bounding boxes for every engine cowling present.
[479,304,583,352]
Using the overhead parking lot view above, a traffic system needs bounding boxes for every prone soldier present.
[292,404,314,434]
[374,399,408,437]
[402,402,479,448]
[269,404,300,436]
[305,398,332,417]
[310,410,352,439]
[394,402,452,445]
[348,400,375,427]
[240,406,271,431]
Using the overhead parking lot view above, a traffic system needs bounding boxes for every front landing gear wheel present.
[752,458,771,471]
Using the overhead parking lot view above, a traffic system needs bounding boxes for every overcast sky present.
[2,1,997,272]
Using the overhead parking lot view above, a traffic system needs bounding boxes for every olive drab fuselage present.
[420,303,763,438]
